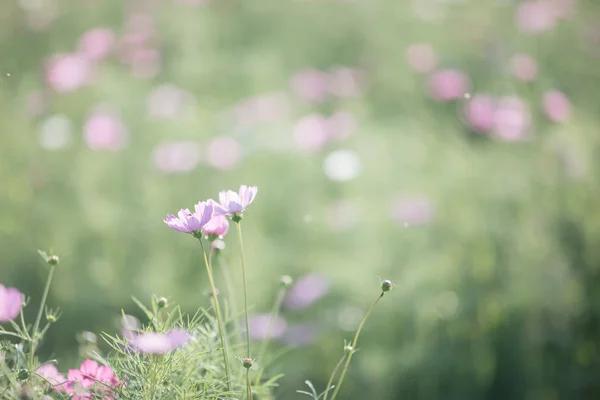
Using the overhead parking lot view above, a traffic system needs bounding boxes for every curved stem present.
[235,222,251,358]
[246,369,253,400]
[199,239,232,396]
[0,330,28,341]
[29,265,56,368]
[329,292,384,400]
[323,354,346,400]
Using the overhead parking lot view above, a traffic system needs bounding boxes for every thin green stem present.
[254,287,286,385]
[329,292,384,400]
[235,222,251,358]
[0,330,28,341]
[29,265,56,368]
[323,354,346,400]
[246,369,253,400]
[199,239,233,396]
[216,253,241,339]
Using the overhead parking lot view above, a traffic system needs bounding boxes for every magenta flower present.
[492,96,532,141]
[66,360,120,399]
[214,185,258,216]
[205,137,241,170]
[509,53,538,82]
[203,214,230,237]
[0,284,23,323]
[130,329,190,354]
[45,53,91,93]
[290,68,328,103]
[164,201,214,234]
[293,114,330,153]
[78,28,116,61]
[37,364,69,393]
[248,313,287,340]
[543,90,572,123]
[464,94,495,133]
[84,109,128,152]
[284,274,330,311]
[428,69,470,102]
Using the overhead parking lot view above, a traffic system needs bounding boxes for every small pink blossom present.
[516,1,558,34]
[78,28,116,61]
[214,185,258,216]
[45,53,91,93]
[37,364,69,393]
[84,109,128,151]
[153,141,201,173]
[290,69,328,103]
[464,94,495,133]
[294,114,330,153]
[164,201,214,234]
[543,90,572,123]
[492,97,532,141]
[205,137,241,170]
[284,274,330,310]
[509,53,538,82]
[130,329,190,354]
[428,69,470,102]
[0,284,23,323]
[248,313,287,340]
[202,214,229,237]
[406,44,437,73]
[66,360,120,399]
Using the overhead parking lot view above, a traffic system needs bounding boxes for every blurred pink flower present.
[153,141,201,173]
[428,69,469,102]
[202,214,229,237]
[290,69,328,103]
[406,44,437,73]
[78,28,116,61]
[205,137,241,170]
[509,53,538,82]
[130,329,190,354]
[328,67,366,98]
[492,97,532,141]
[543,90,572,123]
[37,364,69,393]
[147,84,192,119]
[84,109,128,151]
[464,94,495,133]
[391,196,434,226]
[284,274,330,310]
[516,1,558,34]
[45,53,91,93]
[66,360,120,399]
[328,111,357,141]
[248,313,287,340]
[0,284,23,323]
[281,323,319,346]
[294,114,330,152]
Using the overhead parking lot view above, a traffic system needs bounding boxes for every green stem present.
[215,253,241,340]
[246,369,253,400]
[254,287,286,385]
[0,330,28,341]
[199,239,233,396]
[329,292,384,400]
[29,265,56,368]
[235,222,251,358]
[323,354,346,400]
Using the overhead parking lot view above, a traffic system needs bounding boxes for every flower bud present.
[242,357,253,369]
[38,250,60,266]
[46,314,57,324]
[157,297,168,309]
[381,280,393,293]
[17,368,30,381]
[280,275,293,288]
[205,288,219,297]
[344,343,353,354]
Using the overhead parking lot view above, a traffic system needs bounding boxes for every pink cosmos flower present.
[214,185,258,216]
[428,69,470,102]
[464,94,496,133]
[164,201,214,234]
[129,329,190,354]
[543,90,572,123]
[202,214,229,237]
[0,285,23,323]
[153,141,201,173]
[78,28,116,61]
[66,360,120,399]
[406,44,437,73]
[284,274,330,310]
[37,364,69,393]
[84,109,128,151]
[248,313,287,340]
[294,114,330,153]
[205,137,241,170]
[492,96,532,141]
[509,53,538,82]
[290,68,328,103]
[516,1,558,34]
[45,53,91,93]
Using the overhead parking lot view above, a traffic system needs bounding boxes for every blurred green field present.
[2,0,600,398]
